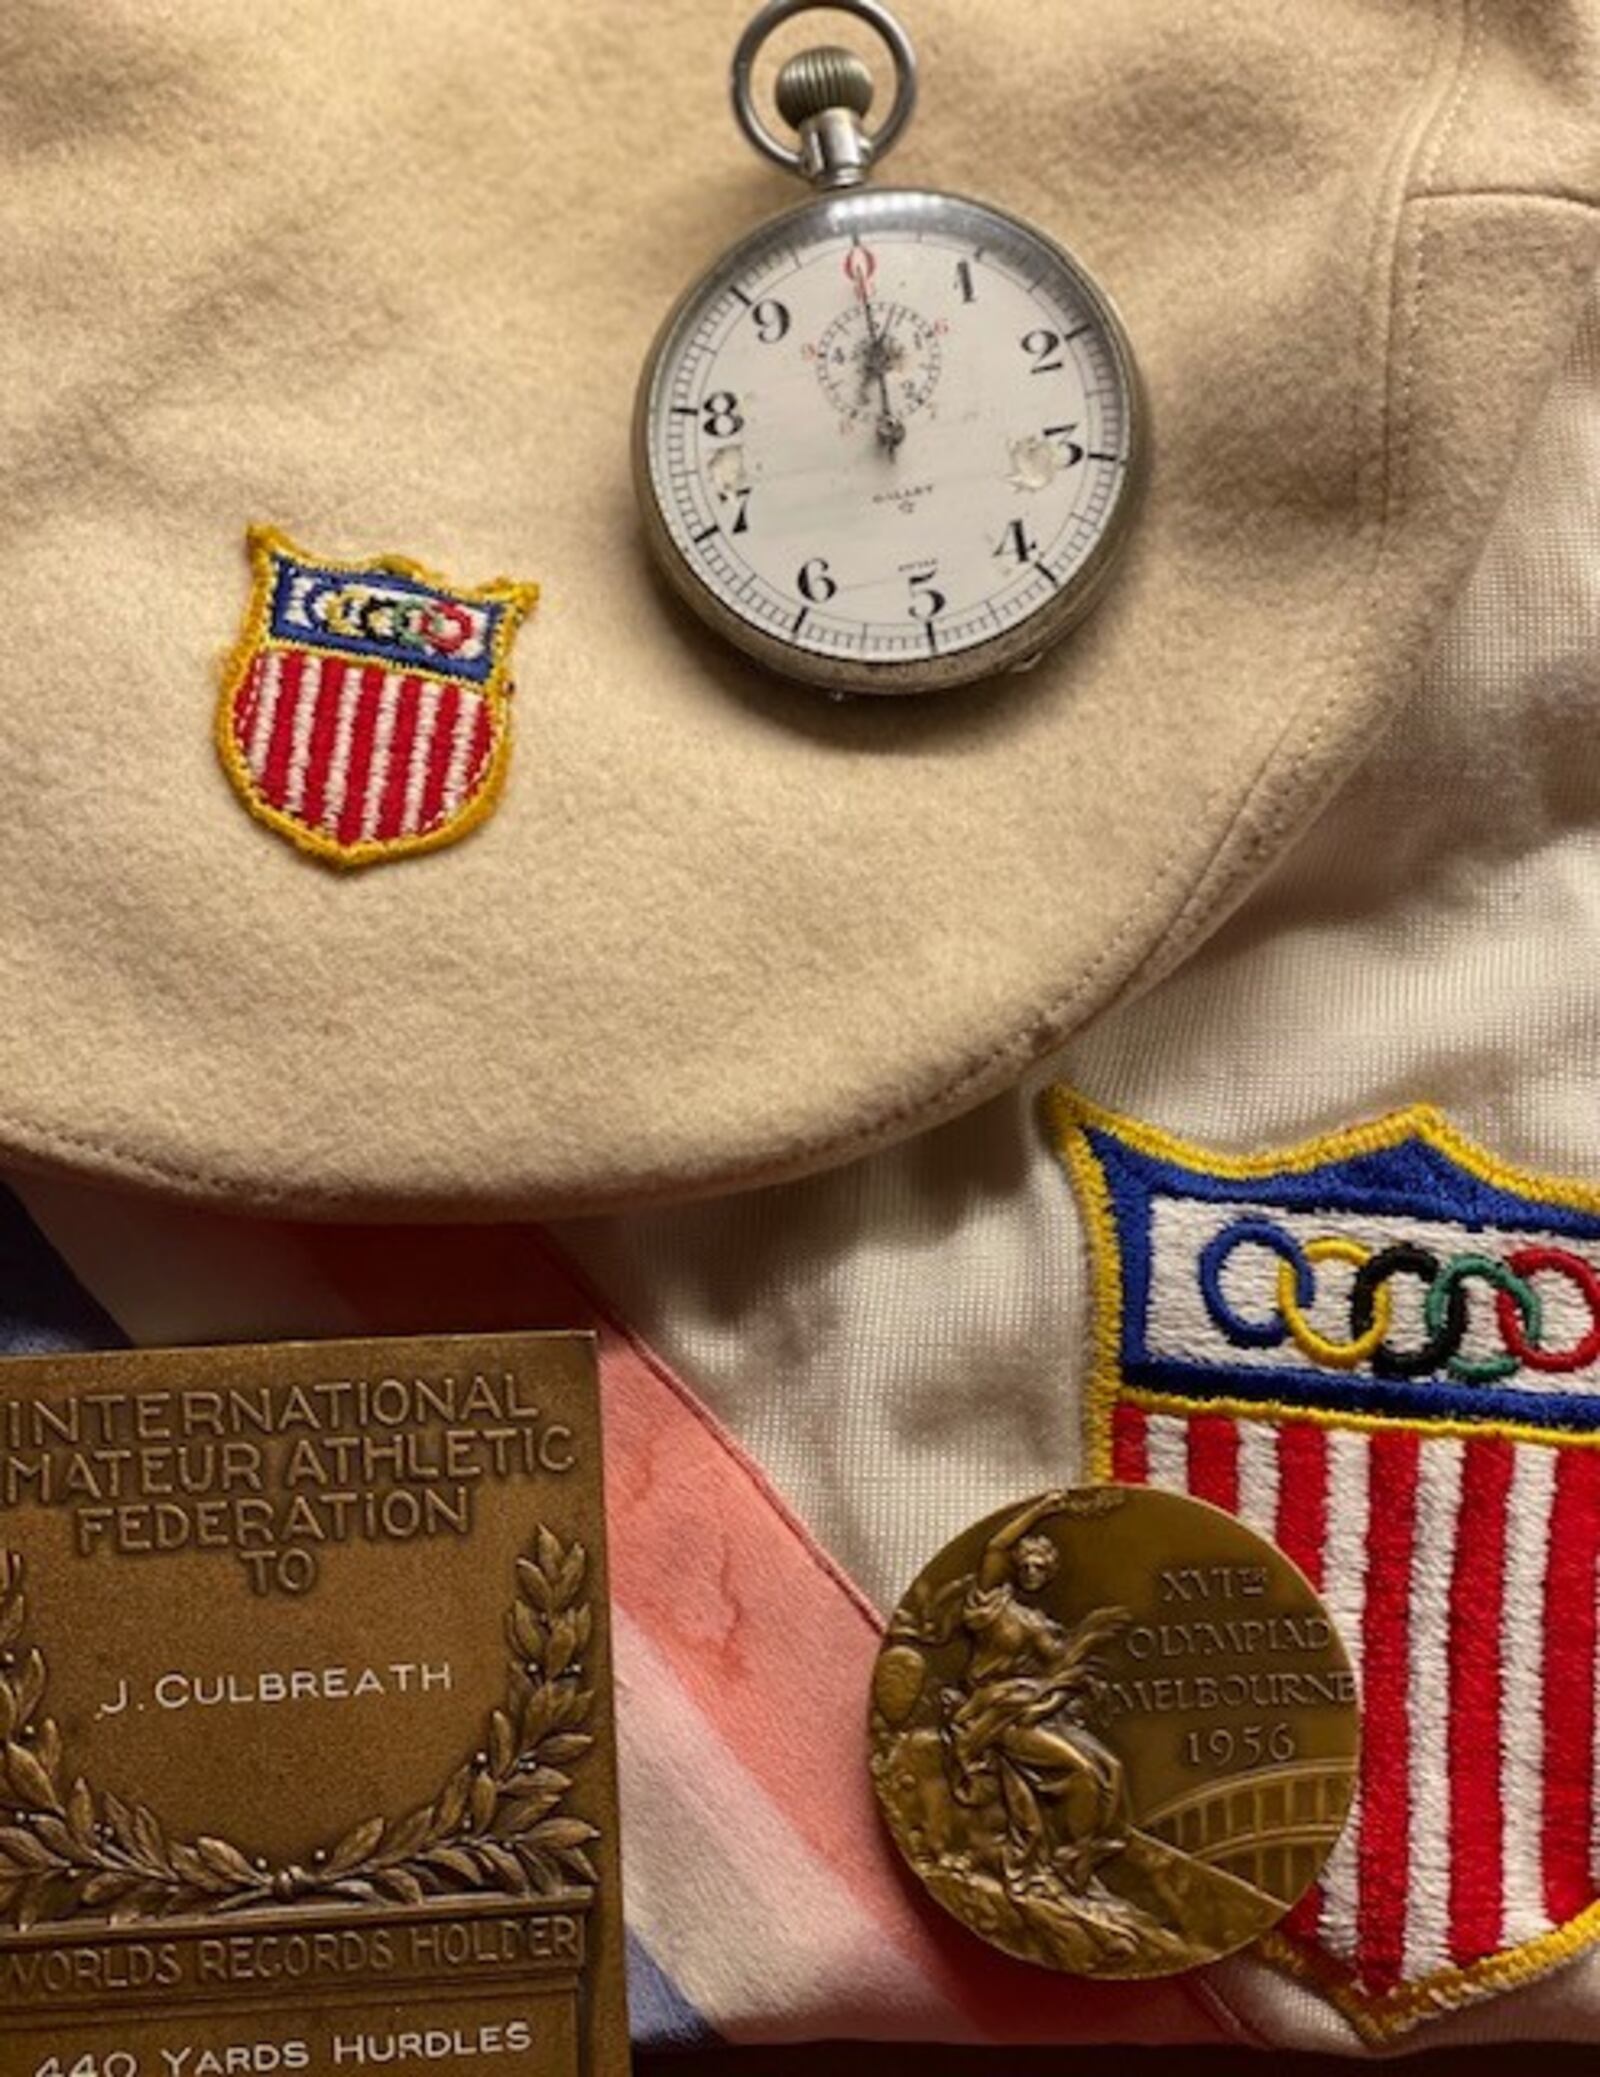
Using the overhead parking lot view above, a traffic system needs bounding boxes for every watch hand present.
[862,312,903,452]
[868,350,906,455]
[850,242,906,455]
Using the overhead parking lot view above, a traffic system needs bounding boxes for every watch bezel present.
[633,187,1148,699]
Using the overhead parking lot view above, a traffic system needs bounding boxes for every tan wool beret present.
[0,0,1596,1216]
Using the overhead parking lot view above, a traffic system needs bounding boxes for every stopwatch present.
[633,0,1147,698]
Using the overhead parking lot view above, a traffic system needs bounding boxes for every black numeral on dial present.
[908,567,947,621]
[1022,328,1065,374]
[752,299,791,345]
[997,520,1041,567]
[1044,422,1086,466]
[703,392,744,438]
[798,558,838,605]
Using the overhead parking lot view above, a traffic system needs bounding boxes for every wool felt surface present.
[0,0,1596,1217]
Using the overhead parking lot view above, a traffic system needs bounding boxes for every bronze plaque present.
[871,1484,1359,1976]
[0,1331,629,2077]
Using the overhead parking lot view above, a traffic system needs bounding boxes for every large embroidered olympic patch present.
[218,527,538,868]
[1049,1087,1600,2040]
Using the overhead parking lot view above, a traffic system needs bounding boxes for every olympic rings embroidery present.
[1198,1219,1600,1382]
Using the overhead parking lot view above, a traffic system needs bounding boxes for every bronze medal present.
[870,1484,1358,1977]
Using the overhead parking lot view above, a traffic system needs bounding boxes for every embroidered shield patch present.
[218,527,538,868]
[1049,1087,1600,2041]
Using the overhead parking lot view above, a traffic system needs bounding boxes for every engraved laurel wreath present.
[0,1530,598,1930]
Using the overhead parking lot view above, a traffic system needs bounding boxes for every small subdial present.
[815,302,943,428]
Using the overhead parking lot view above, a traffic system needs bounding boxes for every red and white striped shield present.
[218,528,538,868]
[1052,1087,1600,2041]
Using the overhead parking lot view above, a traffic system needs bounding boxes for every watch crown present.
[774,45,876,131]
[772,45,877,189]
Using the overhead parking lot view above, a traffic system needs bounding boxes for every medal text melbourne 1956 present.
[871,1484,1358,1977]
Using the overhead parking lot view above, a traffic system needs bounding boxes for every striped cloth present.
[1115,1403,1600,2006]
[233,649,496,849]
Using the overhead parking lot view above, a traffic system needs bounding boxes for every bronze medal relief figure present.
[871,1487,1359,1976]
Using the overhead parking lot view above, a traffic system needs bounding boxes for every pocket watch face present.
[635,188,1145,696]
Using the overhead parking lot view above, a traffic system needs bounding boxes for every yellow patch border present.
[1045,1082,1600,2043]
[216,525,539,870]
